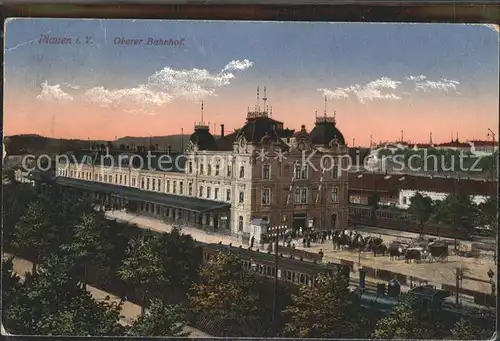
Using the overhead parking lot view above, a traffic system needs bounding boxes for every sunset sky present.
[4,19,499,146]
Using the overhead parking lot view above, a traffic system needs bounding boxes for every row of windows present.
[260,187,341,205]
[203,252,316,286]
[188,162,234,177]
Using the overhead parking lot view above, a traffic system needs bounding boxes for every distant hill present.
[3,133,220,156]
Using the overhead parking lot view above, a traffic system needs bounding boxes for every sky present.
[3,19,499,146]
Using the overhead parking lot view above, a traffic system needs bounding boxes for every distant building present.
[347,172,496,209]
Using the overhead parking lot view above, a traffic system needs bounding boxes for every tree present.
[3,252,125,336]
[188,251,261,336]
[477,195,498,263]
[435,191,478,248]
[128,298,189,337]
[281,273,361,338]
[408,192,434,236]
[118,236,164,316]
[12,200,56,272]
[3,183,37,242]
[1,257,21,309]
[449,318,495,340]
[154,228,199,295]
[371,297,437,339]
[61,211,113,286]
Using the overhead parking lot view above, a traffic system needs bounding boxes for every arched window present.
[239,166,245,178]
[238,216,244,231]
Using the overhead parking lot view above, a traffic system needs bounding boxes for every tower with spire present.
[195,101,209,131]
[315,96,336,125]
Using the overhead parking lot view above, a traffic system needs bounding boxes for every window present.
[332,165,339,179]
[215,164,220,176]
[115,174,118,183]
[188,161,193,173]
[188,183,193,196]
[141,178,145,189]
[227,165,232,177]
[179,182,184,195]
[146,178,150,190]
[119,175,123,184]
[294,187,308,204]
[207,164,212,176]
[132,178,136,187]
[262,164,271,179]
[226,189,231,201]
[294,164,308,180]
[239,166,244,178]
[402,197,407,205]
[173,181,177,193]
[157,179,161,191]
[152,179,156,190]
[331,187,339,202]
[239,191,244,204]
[207,187,211,199]
[214,188,219,200]
[199,186,203,197]
[124,175,127,185]
[261,188,271,205]
[200,164,204,175]
[166,180,171,192]
[238,216,244,231]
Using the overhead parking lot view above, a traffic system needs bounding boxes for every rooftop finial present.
[333,110,337,124]
[201,101,204,123]
[257,86,260,113]
[430,132,433,145]
[315,110,318,118]
[401,130,404,143]
[324,96,327,116]
[270,106,273,117]
[263,86,267,112]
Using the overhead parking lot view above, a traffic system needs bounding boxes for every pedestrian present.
[318,249,324,258]
[302,237,306,248]
[250,236,255,248]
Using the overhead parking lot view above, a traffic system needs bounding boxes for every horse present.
[389,243,405,260]
[405,248,423,263]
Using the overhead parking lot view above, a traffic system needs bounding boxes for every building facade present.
[56,102,350,239]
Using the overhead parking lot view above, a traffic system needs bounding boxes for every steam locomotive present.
[356,277,496,326]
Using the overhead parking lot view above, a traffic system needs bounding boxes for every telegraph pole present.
[272,160,283,337]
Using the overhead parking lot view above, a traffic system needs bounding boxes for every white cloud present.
[85,59,253,108]
[405,75,427,81]
[408,76,460,93]
[38,59,253,114]
[318,77,401,103]
[36,81,73,103]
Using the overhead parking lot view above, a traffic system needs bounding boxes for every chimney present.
[220,124,225,138]
[167,145,172,154]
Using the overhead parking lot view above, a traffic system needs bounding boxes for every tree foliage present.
[188,251,261,336]
[281,273,361,338]
[118,236,164,315]
[12,200,56,271]
[3,252,125,336]
[61,211,113,285]
[435,191,479,241]
[1,257,21,309]
[154,228,199,293]
[371,297,437,339]
[408,192,434,235]
[128,298,189,337]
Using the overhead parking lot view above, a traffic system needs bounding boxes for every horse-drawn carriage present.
[389,238,449,263]
[331,229,449,263]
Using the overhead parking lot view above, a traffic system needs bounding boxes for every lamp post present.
[487,269,495,297]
